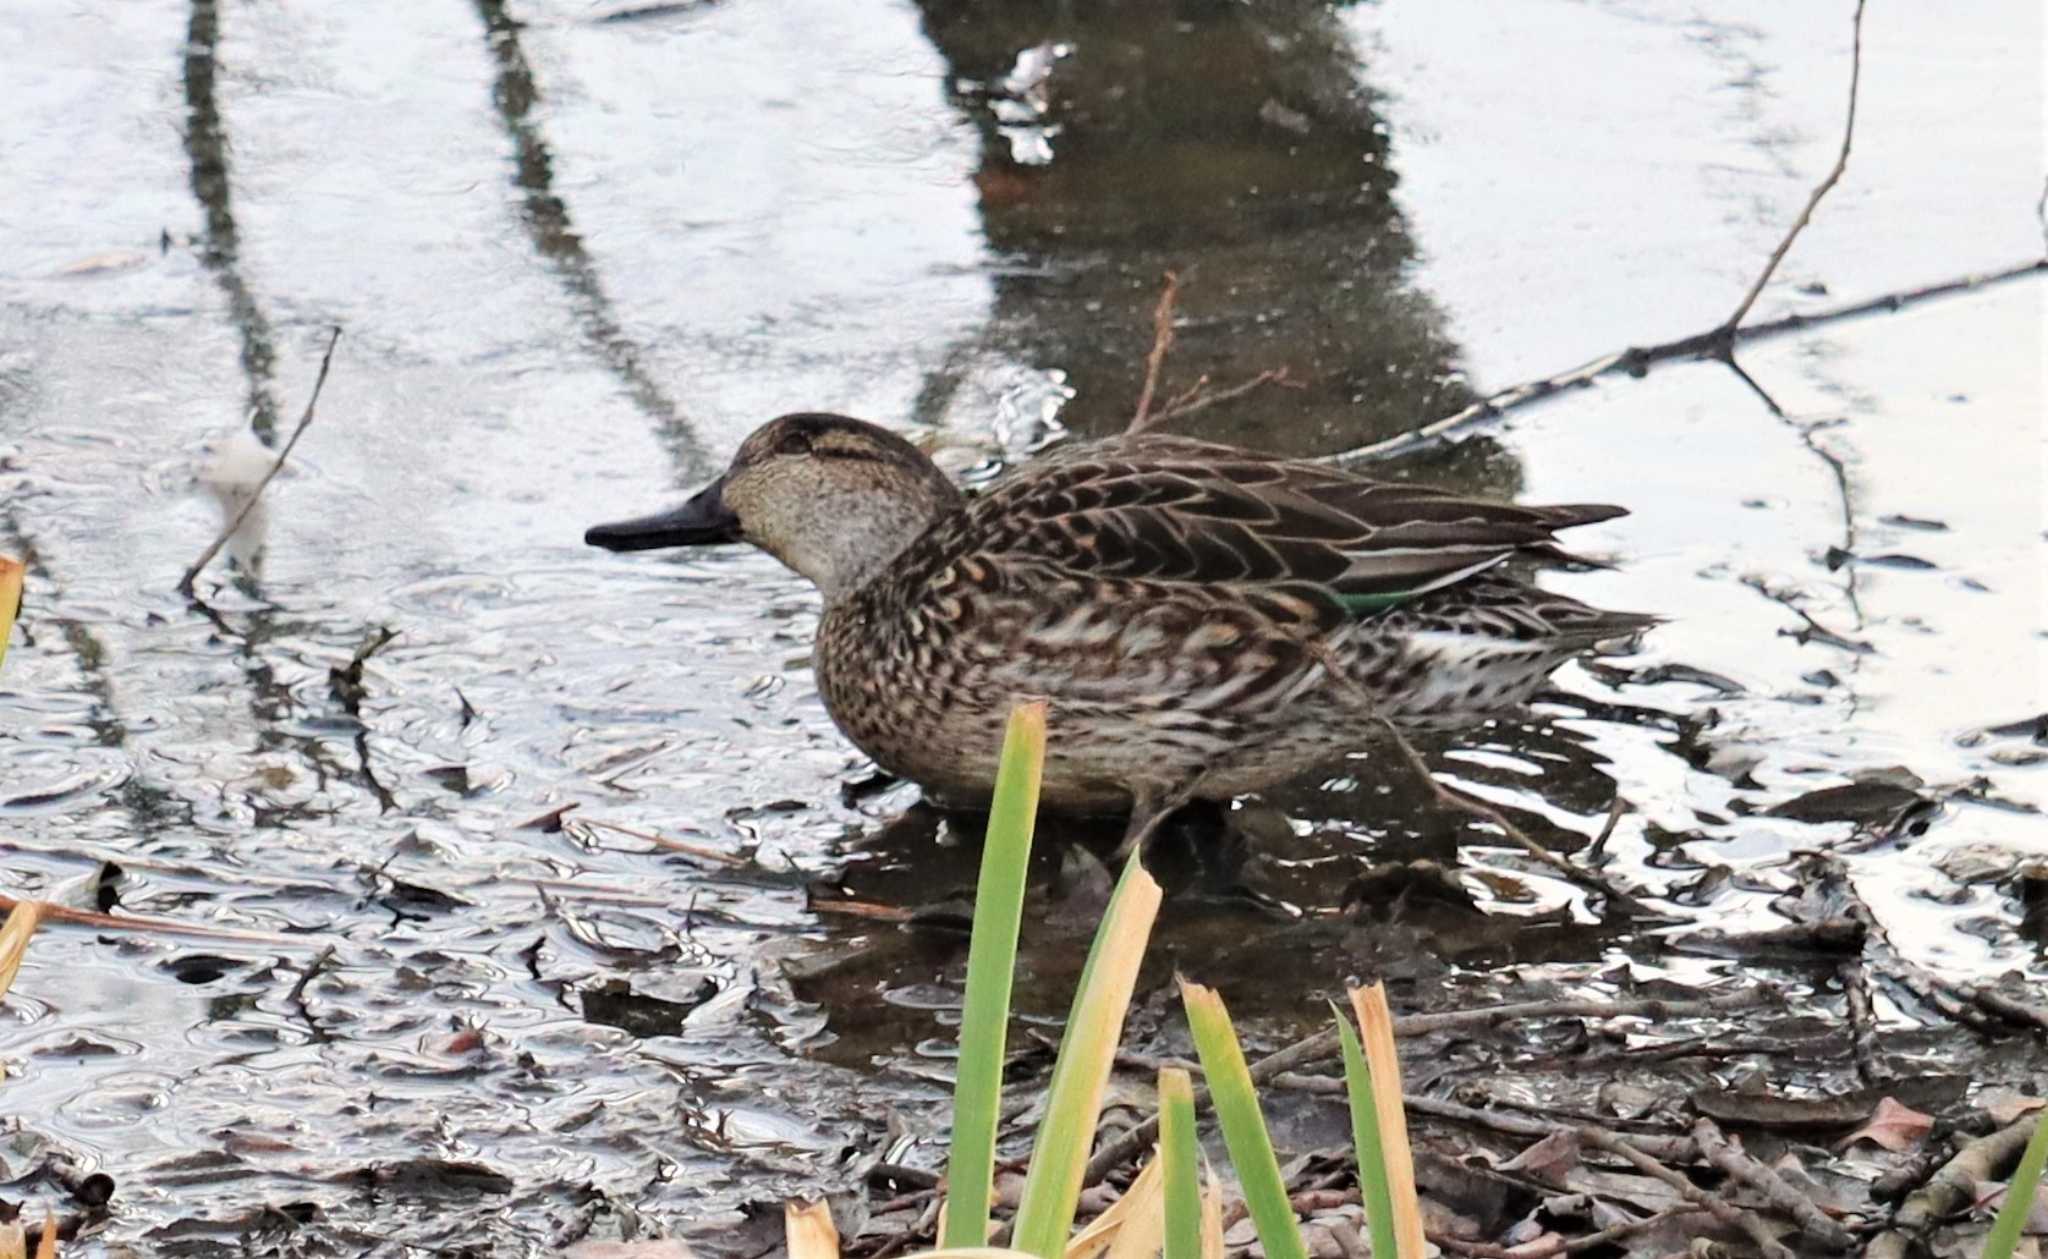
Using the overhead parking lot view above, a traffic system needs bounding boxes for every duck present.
[586,413,1653,837]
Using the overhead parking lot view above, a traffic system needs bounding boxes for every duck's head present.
[585,413,963,601]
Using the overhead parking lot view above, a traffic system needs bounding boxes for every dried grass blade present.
[1347,983,1425,1258]
[31,1214,54,1259]
[0,555,21,673]
[0,894,298,945]
[1066,1152,1164,1259]
[1103,1155,1166,1259]
[0,900,46,1001]
[1200,1165,1224,1259]
[1010,853,1164,1257]
[784,1199,841,1259]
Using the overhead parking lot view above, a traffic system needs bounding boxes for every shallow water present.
[1,0,2042,1252]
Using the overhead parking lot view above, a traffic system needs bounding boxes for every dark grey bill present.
[584,477,741,551]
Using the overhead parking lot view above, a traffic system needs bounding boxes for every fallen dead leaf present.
[1837,1097,1934,1152]
[1978,1087,2048,1126]
[1499,1130,1582,1187]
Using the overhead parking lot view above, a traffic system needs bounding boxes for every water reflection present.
[912,0,1502,476]
[181,0,280,443]
[471,0,707,478]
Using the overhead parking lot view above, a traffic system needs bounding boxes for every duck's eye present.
[774,430,814,457]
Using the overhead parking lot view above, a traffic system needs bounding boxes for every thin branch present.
[1146,367,1297,428]
[0,893,303,944]
[1839,954,1882,1086]
[1582,796,1627,864]
[1722,0,1866,332]
[1081,988,1768,1184]
[1127,271,1180,433]
[1430,1208,1711,1259]
[1891,1112,2042,1231]
[1692,1117,1856,1250]
[1272,1084,1699,1163]
[1717,350,1787,418]
[1378,717,1659,918]
[1738,575,1873,654]
[286,944,338,1044]
[1578,1124,1796,1259]
[178,327,342,594]
[1297,636,1657,914]
[575,817,748,867]
[1319,256,2047,466]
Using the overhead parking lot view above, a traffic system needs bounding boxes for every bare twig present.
[1581,796,1627,864]
[1125,273,1299,434]
[1147,367,1298,428]
[1889,955,2048,1036]
[179,327,342,594]
[286,944,338,1043]
[1692,1117,1856,1250]
[1723,0,1866,332]
[1890,1112,2041,1231]
[1739,575,1873,654]
[1319,257,2047,465]
[576,817,748,867]
[1811,853,2047,1038]
[1839,954,1882,1086]
[1298,635,1657,914]
[0,893,302,944]
[1378,717,1659,917]
[1717,351,1789,418]
[1430,1207,1711,1258]
[1082,987,1768,1184]
[1128,271,1180,433]
[1578,1125,1795,1259]
[1265,1084,1699,1163]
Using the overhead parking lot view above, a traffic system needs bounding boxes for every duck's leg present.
[1111,778,1204,864]
[1138,798,1252,897]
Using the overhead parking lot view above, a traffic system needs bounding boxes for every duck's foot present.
[1127,798,1251,897]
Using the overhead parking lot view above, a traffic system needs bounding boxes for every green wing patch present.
[1335,589,1418,617]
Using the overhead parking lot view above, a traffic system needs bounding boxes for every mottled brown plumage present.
[588,414,1655,813]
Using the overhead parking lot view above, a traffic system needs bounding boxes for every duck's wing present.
[951,436,1627,620]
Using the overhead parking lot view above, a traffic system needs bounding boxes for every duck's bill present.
[584,478,740,551]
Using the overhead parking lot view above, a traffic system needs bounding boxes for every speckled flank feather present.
[797,425,1655,813]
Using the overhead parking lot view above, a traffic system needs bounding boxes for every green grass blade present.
[941,701,1048,1250]
[1009,851,1164,1258]
[1981,1109,2048,1259]
[1179,980,1308,1259]
[1160,1068,1202,1259]
[1332,1005,1398,1259]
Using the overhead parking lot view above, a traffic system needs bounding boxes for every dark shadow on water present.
[470,0,708,480]
[181,0,280,445]
[799,715,1654,1070]
[911,0,1514,491]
